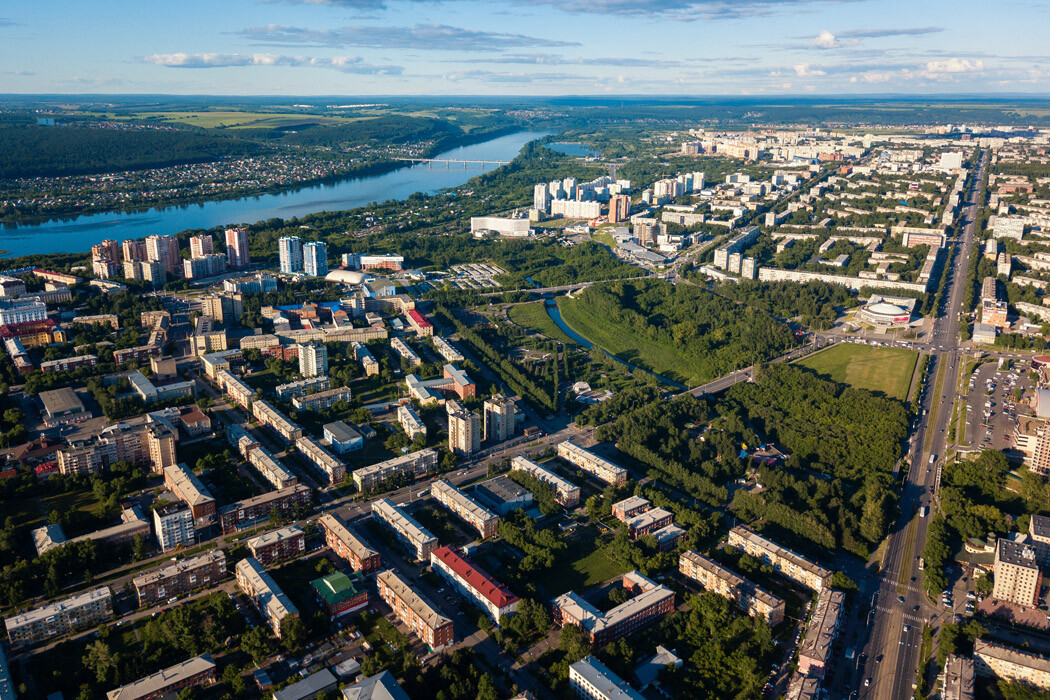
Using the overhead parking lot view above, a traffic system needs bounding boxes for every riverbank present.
[0,125,522,228]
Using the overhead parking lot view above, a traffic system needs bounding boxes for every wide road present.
[858,150,987,700]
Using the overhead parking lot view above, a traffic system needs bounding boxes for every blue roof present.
[318,301,342,310]
[275,304,300,311]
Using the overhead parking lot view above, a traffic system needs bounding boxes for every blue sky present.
[2,0,1049,96]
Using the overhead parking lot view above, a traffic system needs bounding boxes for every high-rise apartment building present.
[122,239,147,264]
[153,502,195,552]
[189,235,214,258]
[225,227,250,269]
[446,400,480,456]
[279,237,304,274]
[145,235,181,278]
[483,393,517,442]
[533,183,550,212]
[608,194,631,223]
[297,342,327,377]
[303,241,328,277]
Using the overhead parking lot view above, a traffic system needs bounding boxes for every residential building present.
[483,393,517,442]
[225,227,250,268]
[252,399,303,443]
[298,342,327,377]
[153,502,195,552]
[679,550,785,626]
[993,538,1042,607]
[432,336,463,363]
[443,364,475,399]
[217,369,255,409]
[324,421,364,453]
[552,571,674,646]
[5,587,112,648]
[224,273,275,295]
[219,484,311,534]
[319,514,381,573]
[446,399,481,456]
[406,309,433,337]
[246,445,298,490]
[163,463,216,525]
[372,498,438,560]
[510,455,580,507]
[279,236,304,274]
[303,241,328,277]
[352,447,437,492]
[431,546,518,622]
[608,195,631,224]
[40,354,97,373]
[340,671,410,700]
[612,496,651,522]
[727,526,833,592]
[106,654,217,700]
[557,441,627,486]
[312,571,368,619]
[247,526,306,566]
[296,435,345,484]
[941,654,976,700]
[352,341,380,376]
[0,299,47,326]
[235,558,299,638]
[273,670,338,700]
[391,337,421,367]
[178,406,212,436]
[191,316,227,356]
[569,656,646,700]
[377,570,453,652]
[145,235,181,278]
[397,403,426,440]
[797,588,846,679]
[275,375,330,400]
[133,550,227,608]
[974,638,1050,690]
[625,507,673,539]
[432,480,498,539]
[783,674,821,700]
[292,386,353,412]
[184,254,227,280]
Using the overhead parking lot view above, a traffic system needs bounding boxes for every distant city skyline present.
[2,0,1049,95]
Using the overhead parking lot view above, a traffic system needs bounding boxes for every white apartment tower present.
[298,342,328,378]
[303,241,328,277]
[279,236,304,275]
[225,227,251,268]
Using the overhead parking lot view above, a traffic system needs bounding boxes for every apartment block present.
[797,588,846,679]
[216,369,255,409]
[432,336,463,363]
[679,550,785,626]
[153,502,195,552]
[552,571,674,646]
[446,400,481,456]
[391,338,421,367]
[5,587,112,648]
[219,484,311,534]
[318,514,381,574]
[246,446,298,490]
[557,441,627,486]
[727,526,833,592]
[975,638,1050,690]
[133,550,228,608]
[432,480,498,539]
[252,399,303,443]
[106,654,217,700]
[352,447,437,492]
[993,538,1043,607]
[431,546,519,623]
[296,435,345,484]
[397,403,427,441]
[612,496,651,522]
[163,463,217,526]
[292,386,353,412]
[483,393,517,442]
[377,570,453,652]
[275,376,330,400]
[247,526,306,566]
[235,558,299,638]
[941,654,976,700]
[569,655,646,700]
[298,342,327,378]
[372,498,438,561]
[625,508,673,539]
[510,455,580,507]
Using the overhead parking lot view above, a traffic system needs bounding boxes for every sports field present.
[796,342,918,400]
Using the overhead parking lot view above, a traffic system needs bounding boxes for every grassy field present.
[126,110,367,129]
[507,302,576,345]
[796,343,918,400]
[534,527,630,596]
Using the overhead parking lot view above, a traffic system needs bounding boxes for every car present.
[897,596,906,603]
[865,678,872,687]
[903,625,910,632]
[876,655,883,663]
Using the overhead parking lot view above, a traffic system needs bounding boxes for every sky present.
[2,0,1050,96]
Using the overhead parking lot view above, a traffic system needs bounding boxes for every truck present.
[929,454,937,465]
[918,557,925,570]
[919,505,929,518]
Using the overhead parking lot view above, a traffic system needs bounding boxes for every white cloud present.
[143,52,402,74]
[924,57,984,74]
[793,63,825,76]
[811,30,838,48]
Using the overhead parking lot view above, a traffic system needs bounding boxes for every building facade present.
[319,514,381,573]
[377,570,453,652]
[679,550,785,626]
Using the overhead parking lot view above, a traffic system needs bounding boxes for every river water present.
[0,130,548,258]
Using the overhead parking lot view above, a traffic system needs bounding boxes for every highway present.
[857,150,987,700]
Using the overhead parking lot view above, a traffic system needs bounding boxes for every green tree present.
[240,625,273,665]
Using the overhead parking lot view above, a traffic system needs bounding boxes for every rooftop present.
[106,654,215,700]
[377,569,450,631]
[975,638,1050,674]
[318,514,378,562]
[799,589,845,664]
[431,546,518,609]
[311,571,365,607]
[570,656,645,700]
[324,420,363,444]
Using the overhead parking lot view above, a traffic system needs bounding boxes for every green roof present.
[311,571,362,606]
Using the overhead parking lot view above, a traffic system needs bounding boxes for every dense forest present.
[712,279,859,330]
[0,125,263,178]
[559,279,798,385]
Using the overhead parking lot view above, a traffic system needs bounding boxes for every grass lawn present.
[534,527,630,596]
[795,343,918,400]
[507,302,576,345]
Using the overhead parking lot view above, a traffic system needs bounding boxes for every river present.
[544,299,687,389]
[0,130,548,258]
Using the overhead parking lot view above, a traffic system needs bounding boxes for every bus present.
[929,454,937,465]
[919,505,929,518]
[918,557,925,570]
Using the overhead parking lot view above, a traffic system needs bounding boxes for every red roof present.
[407,309,432,329]
[0,319,56,338]
[432,546,518,609]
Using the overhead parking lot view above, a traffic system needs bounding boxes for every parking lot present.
[962,360,1033,449]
